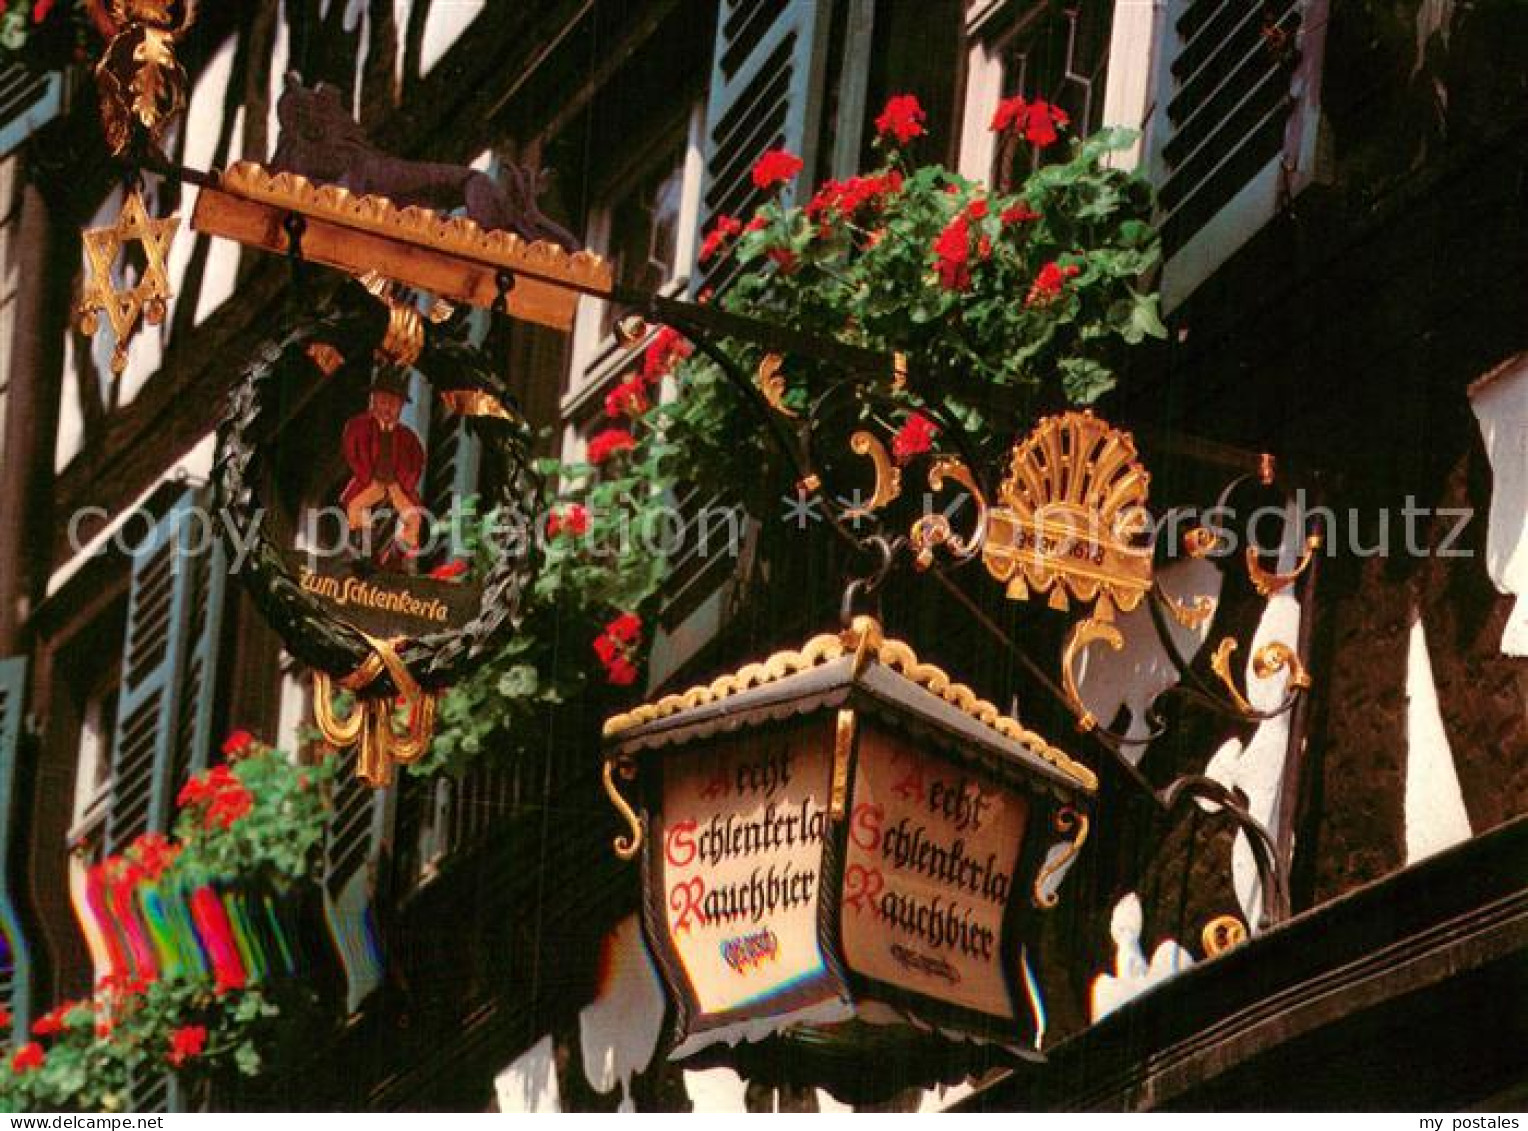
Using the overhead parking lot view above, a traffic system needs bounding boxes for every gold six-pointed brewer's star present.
[77,189,179,376]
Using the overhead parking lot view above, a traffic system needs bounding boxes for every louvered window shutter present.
[1148,0,1328,309]
[106,489,228,853]
[176,496,229,782]
[0,65,62,158]
[0,657,33,1037]
[321,770,390,1013]
[694,0,832,297]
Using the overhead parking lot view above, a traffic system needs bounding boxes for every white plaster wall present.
[265,16,290,160]
[192,110,244,326]
[421,0,486,76]
[684,1067,749,1113]
[392,0,413,93]
[1403,616,1472,863]
[1200,594,1298,928]
[1088,893,1193,1022]
[53,336,85,473]
[1201,512,1306,928]
[1469,356,1528,656]
[494,1034,560,1113]
[577,915,667,1110]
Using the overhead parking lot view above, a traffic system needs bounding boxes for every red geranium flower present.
[32,1001,80,1037]
[892,413,939,463]
[546,505,590,540]
[744,215,769,234]
[991,95,1026,134]
[933,214,973,292]
[594,613,643,687]
[31,0,56,25]
[606,613,642,643]
[699,214,743,263]
[11,1042,44,1074]
[1026,260,1081,307]
[991,95,1069,146]
[805,171,902,223]
[587,428,637,464]
[604,375,649,419]
[1023,99,1069,147]
[429,558,470,581]
[177,775,209,807]
[167,1025,207,1067]
[221,729,256,758]
[0,1006,11,1029]
[204,784,253,830]
[605,656,638,686]
[874,94,926,145]
[766,247,798,273]
[751,148,803,191]
[129,832,178,880]
[1001,202,1040,226]
[641,326,692,383]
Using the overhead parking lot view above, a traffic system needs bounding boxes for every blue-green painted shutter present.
[106,491,204,852]
[103,487,230,1112]
[1147,0,1328,308]
[0,657,33,1037]
[694,0,832,296]
[176,499,229,782]
[0,65,63,158]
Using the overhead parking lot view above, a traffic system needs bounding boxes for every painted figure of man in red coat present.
[342,369,425,563]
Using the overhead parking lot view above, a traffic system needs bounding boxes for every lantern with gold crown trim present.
[601,614,1095,1062]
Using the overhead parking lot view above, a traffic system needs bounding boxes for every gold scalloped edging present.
[219,162,614,293]
[602,616,1096,793]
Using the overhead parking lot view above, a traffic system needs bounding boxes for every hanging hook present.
[494,270,517,316]
[840,535,903,627]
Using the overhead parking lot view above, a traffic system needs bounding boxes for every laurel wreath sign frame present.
[213,283,542,702]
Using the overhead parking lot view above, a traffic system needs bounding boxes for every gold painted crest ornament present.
[905,411,1153,621]
[77,188,179,375]
[982,411,1153,621]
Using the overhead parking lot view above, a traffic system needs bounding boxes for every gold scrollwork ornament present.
[1060,617,1124,733]
[909,456,987,568]
[844,431,901,520]
[95,0,199,156]
[1033,806,1090,909]
[1245,534,1322,597]
[1210,638,1312,715]
[603,754,644,861]
[755,353,799,418]
[311,632,438,787]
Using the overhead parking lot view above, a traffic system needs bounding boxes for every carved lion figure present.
[270,74,580,251]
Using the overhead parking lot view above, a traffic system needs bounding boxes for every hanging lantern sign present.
[602,617,1095,1060]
